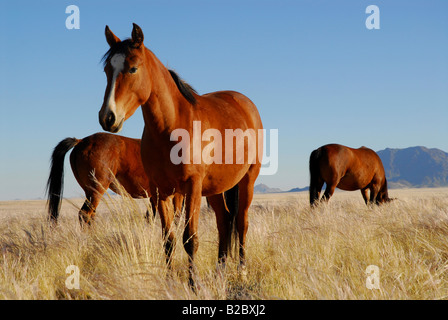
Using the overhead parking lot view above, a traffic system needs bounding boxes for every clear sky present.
[1,0,447,200]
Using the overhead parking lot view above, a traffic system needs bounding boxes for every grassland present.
[1,188,448,299]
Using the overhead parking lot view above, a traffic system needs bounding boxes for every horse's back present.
[314,144,353,167]
[318,144,378,166]
[201,90,263,130]
[71,133,122,164]
[352,146,385,172]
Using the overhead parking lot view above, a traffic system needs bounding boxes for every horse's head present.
[99,23,151,133]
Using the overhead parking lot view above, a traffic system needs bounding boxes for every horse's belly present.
[141,151,250,197]
[337,175,369,191]
[201,164,249,196]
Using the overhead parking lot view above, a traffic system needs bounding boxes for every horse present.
[309,143,392,206]
[46,132,184,225]
[98,24,263,287]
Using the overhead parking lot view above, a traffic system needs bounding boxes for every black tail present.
[45,137,80,223]
[224,184,239,258]
[309,148,322,206]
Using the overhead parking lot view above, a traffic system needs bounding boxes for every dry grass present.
[1,188,448,299]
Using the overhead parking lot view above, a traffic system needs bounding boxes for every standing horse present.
[98,24,263,287]
[309,144,392,206]
[46,132,183,225]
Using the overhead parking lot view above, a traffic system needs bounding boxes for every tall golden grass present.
[1,188,448,299]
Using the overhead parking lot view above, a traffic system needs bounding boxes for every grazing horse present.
[46,132,183,225]
[309,144,391,206]
[98,24,263,287]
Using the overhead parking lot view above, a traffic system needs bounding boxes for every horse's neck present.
[141,52,185,135]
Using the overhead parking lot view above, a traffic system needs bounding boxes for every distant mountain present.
[254,184,308,194]
[377,146,448,188]
[254,184,284,194]
[287,186,309,193]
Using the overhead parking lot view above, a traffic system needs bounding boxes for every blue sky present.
[1,0,447,200]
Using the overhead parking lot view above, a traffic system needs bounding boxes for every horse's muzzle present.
[99,111,123,133]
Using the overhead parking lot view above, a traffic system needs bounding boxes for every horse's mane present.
[101,40,197,105]
[168,69,198,105]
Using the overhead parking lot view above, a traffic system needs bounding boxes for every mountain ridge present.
[377,146,448,188]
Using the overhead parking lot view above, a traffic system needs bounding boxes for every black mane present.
[168,70,198,105]
[101,41,198,105]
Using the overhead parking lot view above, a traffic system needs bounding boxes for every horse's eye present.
[129,67,137,74]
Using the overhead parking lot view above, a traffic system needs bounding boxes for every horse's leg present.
[173,194,184,226]
[323,180,337,202]
[173,193,183,214]
[78,170,111,226]
[310,174,325,206]
[311,178,325,206]
[316,180,324,203]
[370,183,381,205]
[309,148,324,206]
[361,188,369,205]
[157,195,176,268]
[183,180,202,289]
[78,191,102,226]
[236,167,259,278]
[145,197,157,223]
[207,193,230,266]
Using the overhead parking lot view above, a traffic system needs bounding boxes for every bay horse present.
[98,24,263,287]
[46,132,184,225]
[309,144,392,206]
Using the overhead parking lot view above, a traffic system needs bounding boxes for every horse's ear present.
[105,25,121,47]
[131,23,144,48]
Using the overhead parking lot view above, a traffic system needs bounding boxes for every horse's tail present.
[224,184,239,258]
[46,137,80,223]
[309,147,323,206]
[381,178,396,203]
